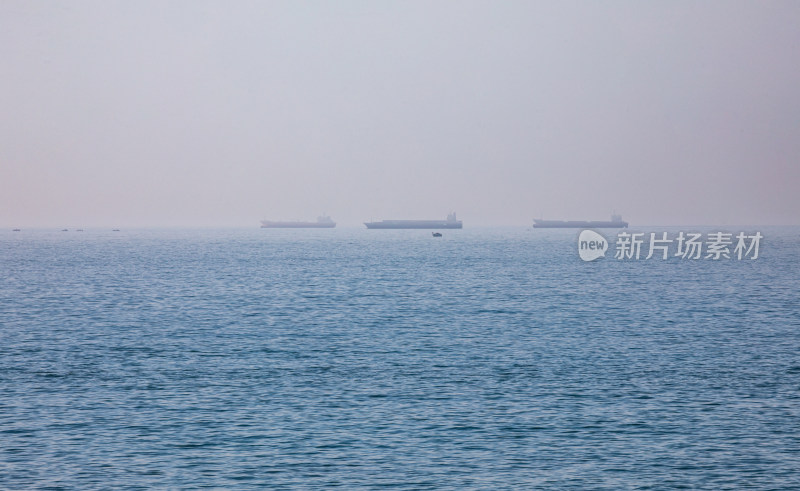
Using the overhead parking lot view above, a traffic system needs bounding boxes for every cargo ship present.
[533,214,628,229]
[261,215,336,228]
[365,212,463,229]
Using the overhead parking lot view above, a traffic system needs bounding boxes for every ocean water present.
[1,227,799,489]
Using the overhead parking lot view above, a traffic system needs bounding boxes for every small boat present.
[12,228,20,232]
[61,229,68,232]
[432,232,442,237]
[112,229,120,232]
[76,229,84,232]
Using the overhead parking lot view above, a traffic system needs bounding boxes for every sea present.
[2,226,799,489]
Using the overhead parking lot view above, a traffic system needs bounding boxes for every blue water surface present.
[1,227,799,489]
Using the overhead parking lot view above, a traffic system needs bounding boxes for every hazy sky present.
[2,1,799,227]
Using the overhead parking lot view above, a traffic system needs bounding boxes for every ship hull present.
[261,222,336,228]
[364,220,463,229]
[533,220,628,229]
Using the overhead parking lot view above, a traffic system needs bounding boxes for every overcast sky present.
[2,1,799,227]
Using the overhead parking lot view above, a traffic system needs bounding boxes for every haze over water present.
[2,1,800,228]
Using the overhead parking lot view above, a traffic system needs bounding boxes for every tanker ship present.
[261,215,336,228]
[364,212,462,229]
[533,214,628,229]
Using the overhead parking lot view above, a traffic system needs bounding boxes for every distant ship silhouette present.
[533,214,628,228]
[261,215,336,228]
[365,212,463,229]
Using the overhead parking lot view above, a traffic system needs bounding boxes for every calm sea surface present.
[2,227,799,489]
